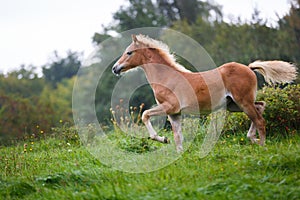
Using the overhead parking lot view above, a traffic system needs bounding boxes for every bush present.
[0,94,56,145]
[224,84,300,136]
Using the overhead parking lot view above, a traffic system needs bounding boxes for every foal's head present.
[112,34,173,75]
[112,35,148,75]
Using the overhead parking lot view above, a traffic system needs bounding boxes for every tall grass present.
[0,121,299,199]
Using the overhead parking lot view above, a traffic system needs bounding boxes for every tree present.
[112,0,167,31]
[158,0,222,24]
[42,51,81,87]
[0,66,45,98]
[278,0,300,62]
[92,0,223,44]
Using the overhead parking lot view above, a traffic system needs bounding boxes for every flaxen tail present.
[249,60,298,85]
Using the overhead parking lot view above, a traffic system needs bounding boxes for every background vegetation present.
[0,1,300,198]
[2,0,299,143]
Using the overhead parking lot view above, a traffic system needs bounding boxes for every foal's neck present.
[149,51,187,73]
[141,52,188,84]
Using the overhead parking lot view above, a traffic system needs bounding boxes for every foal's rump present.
[218,62,258,109]
[218,60,297,112]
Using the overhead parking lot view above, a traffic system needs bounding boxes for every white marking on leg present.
[255,101,266,145]
[142,105,168,143]
[169,115,183,152]
[144,120,166,143]
[247,122,257,143]
[247,101,267,144]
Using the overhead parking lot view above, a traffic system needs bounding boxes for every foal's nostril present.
[112,64,120,75]
[112,65,118,73]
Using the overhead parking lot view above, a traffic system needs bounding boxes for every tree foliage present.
[42,51,81,87]
[1,0,300,144]
[0,54,78,144]
[92,0,222,44]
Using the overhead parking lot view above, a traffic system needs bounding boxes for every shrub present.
[257,84,299,134]
[224,84,300,136]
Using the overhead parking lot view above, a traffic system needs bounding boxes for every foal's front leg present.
[142,105,169,143]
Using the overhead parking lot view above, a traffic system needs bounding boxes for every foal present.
[112,34,297,152]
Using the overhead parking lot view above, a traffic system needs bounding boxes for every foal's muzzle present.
[112,64,123,76]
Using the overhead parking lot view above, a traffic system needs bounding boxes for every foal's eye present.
[126,51,133,56]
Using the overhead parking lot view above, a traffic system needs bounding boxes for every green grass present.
[1,130,300,200]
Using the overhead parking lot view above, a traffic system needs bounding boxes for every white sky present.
[0,0,292,74]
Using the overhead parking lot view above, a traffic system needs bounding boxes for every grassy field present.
[0,128,300,200]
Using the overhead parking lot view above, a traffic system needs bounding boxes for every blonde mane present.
[136,35,191,72]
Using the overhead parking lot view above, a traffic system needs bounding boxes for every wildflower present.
[31,142,34,145]
[23,144,27,153]
[234,162,238,166]
[40,130,44,134]
[36,125,39,129]
[240,138,244,141]
[59,119,63,123]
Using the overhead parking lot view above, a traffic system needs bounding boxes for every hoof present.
[176,147,184,153]
[251,138,265,146]
[248,137,258,144]
[148,136,169,144]
[164,137,170,144]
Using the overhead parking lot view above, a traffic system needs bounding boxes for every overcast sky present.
[0,0,292,74]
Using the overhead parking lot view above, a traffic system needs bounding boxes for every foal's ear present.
[132,34,138,43]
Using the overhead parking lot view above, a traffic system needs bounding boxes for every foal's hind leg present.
[247,101,266,143]
[168,114,183,152]
[243,103,266,146]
